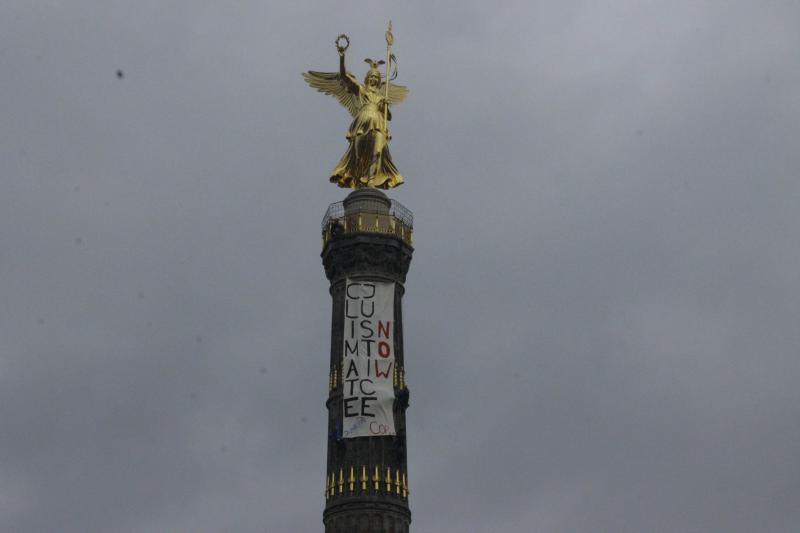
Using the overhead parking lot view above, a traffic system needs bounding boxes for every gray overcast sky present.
[2,1,799,532]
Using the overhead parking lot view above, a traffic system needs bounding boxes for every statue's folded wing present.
[384,82,409,106]
[302,71,360,117]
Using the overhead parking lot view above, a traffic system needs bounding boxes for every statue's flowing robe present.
[332,80,403,189]
[303,68,408,189]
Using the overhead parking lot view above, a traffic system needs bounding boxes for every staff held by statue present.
[384,21,393,135]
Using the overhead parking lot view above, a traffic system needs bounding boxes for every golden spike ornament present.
[303,25,409,189]
[360,465,368,491]
[373,465,380,491]
[348,465,355,492]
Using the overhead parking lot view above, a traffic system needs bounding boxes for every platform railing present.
[322,200,414,247]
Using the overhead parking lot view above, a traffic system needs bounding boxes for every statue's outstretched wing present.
[383,82,409,106]
[302,71,360,117]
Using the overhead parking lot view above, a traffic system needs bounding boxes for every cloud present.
[1,1,799,531]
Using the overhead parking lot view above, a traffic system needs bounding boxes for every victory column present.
[304,24,415,532]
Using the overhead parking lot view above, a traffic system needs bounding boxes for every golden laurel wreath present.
[335,34,350,53]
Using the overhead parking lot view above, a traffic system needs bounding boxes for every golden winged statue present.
[303,31,409,189]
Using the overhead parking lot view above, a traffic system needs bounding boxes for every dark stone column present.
[321,189,413,533]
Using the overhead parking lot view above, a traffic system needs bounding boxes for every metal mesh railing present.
[322,201,345,231]
[321,200,413,230]
[322,199,414,247]
[389,200,414,228]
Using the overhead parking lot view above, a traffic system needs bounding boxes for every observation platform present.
[322,189,413,248]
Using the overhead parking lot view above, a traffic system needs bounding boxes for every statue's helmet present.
[363,58,385,85]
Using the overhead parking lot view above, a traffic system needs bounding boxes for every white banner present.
[342,280,396,438]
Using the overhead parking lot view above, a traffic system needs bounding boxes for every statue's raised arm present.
[302,29,409,189]
[302,36,361,118]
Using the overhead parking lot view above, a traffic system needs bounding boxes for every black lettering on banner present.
[361,283,376,298]
[346,283,361,299]
[359,379,375,395]
[345,359,359,379]
[344,339,359,357]
[344,397,359,417]
[360,397,377,417]
[362,339,374,357]
[360,300,374,317]
[345,378,359,395]
[342,280,395,438]
[360,319,374,338]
